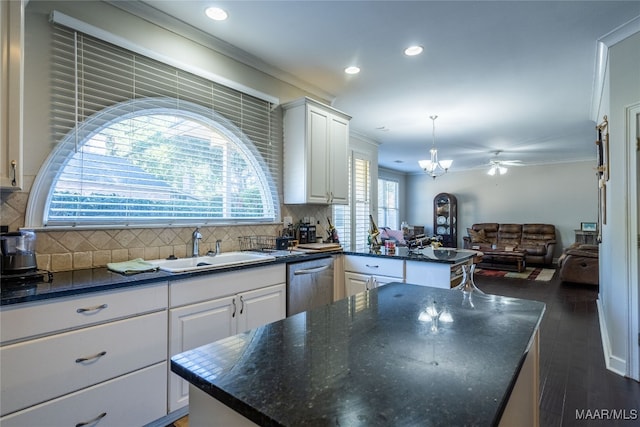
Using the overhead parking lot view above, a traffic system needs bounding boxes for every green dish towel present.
[107,258,158,275]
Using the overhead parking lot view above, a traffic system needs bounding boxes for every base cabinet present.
[344,272,398,297]
[0,283,168,425]
[405,260,468,289]
[0,363,166,427]
[168,265,286,412]
[343,255,404,297]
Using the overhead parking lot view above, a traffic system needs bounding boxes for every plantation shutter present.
[44,24,281,226]
[333,152,371,251]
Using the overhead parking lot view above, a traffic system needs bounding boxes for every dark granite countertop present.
[0,251,337,306]
[171,283,545,427]
[345,247,479,264]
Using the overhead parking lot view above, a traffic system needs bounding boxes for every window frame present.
[26,99,279,229]
[378,177,400,229]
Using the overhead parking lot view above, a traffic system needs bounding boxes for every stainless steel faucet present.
[207,239,222,256]
[192,227,202,257]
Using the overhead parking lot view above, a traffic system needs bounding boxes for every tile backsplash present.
[1,190,331,272]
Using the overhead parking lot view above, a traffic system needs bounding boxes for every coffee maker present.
[1,230,38,274]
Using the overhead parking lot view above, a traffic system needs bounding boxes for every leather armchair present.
[558,244,599,285]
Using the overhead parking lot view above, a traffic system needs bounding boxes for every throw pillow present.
[468,228,490,243]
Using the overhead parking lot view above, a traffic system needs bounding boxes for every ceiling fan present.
[486,151,523,176]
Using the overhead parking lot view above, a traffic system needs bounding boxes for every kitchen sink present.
[148,252,276,273]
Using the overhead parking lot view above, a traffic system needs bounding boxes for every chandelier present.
[418,115,453,179]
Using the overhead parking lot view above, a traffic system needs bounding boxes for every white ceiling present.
[118,1,639,173]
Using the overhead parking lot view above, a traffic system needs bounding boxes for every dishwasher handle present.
[293,265,330,275]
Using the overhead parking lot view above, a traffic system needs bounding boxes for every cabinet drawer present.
[0,362,167,427]
[170,264,285,307]
[0,311,167,416]
[344,255,404,278]
[0,282,168,344]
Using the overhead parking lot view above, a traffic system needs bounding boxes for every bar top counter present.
[171,283,545,426]
[345,246,479,264]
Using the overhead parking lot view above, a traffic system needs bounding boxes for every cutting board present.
[295,242,342,252]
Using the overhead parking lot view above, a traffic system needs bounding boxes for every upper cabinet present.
[283,97,350,204]
[0,0,24,190]
[434,192,457,248]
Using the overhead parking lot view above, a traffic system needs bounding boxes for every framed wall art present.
[596,115,609,181]
[595,115,608,243]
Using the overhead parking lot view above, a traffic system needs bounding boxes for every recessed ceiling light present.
[205,7,228,21]
[344,66,361,75]
[404,45,424,56]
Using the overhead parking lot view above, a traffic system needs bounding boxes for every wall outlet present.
[303,217,309,224]
[310,216,316,225]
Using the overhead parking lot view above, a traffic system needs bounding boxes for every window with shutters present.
[27,25,280,227]
[378,178,399,229]
[333,152,372,252]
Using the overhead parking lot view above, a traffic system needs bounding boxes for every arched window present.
[26,25,280,228]
[27,98,277,226]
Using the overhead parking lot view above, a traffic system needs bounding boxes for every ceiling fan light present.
[487,166,497,176]
[499,166,508,175]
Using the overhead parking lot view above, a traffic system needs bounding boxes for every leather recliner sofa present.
[462,223,556,266]
[557,244,599,285]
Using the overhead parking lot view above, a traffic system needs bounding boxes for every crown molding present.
[590,15,640,122]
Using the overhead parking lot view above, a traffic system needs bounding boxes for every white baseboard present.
[596,298,627,376]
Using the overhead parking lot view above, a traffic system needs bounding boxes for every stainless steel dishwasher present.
[286,256,334,316]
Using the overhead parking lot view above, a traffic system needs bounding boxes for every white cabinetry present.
[405,260,468,289]
[0,0,24,190]
[168,265,286,411]
[283,97,350,204]
[0,283,168,426]
[344,255,404,297]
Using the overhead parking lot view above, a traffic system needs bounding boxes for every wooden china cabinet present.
[434,193,457,248]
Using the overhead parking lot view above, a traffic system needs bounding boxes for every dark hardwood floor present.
[475,270,640,427]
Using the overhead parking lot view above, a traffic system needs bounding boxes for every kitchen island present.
[171,283,544,426]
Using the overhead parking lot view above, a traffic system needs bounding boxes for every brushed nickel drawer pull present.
[75,412,106,427]
[76,304,108,313]
[365,264,380,269]
[75,351,107,363]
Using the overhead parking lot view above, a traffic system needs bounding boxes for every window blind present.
[41,24,282,226]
